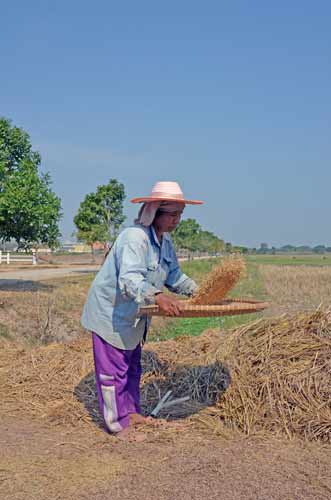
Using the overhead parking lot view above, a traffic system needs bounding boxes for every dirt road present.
[0,265,99,283]
[0,255,213,284]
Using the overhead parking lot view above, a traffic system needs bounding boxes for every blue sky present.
[1,1,330,247]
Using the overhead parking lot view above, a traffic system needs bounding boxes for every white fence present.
[0,251,37,265]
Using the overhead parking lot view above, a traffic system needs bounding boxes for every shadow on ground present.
[74,350,230,428]
[74,270,99,274]
[0,279,54,291]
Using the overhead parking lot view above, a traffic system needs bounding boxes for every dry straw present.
[214,308,331,442]
[1,308,331,442]
[190,255,246,305]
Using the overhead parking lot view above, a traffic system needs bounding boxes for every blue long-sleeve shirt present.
[81,224,197,349]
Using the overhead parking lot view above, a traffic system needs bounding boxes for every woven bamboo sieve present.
[139,298,269,317]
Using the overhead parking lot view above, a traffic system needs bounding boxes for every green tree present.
[172,218,201,253]
[280,244,296,252]
[74,179,126,256]
[198,230,224,254]
[313,245,326,254]
[172,219,225,256]
[232,245,248,254]
[0,118,62,250]
[297,245,312,253]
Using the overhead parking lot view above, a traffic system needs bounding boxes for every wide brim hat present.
[130,181,203,205]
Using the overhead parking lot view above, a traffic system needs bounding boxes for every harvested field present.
[260,265,331,314]
[37,252,103,265]
[1,308,330,443]
[0,276,91,344]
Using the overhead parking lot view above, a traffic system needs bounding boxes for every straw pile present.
[0,340,96,426]
[1,308,331,442]
[215,309,331,442]
[0,332,229,427]
[190,255,246,305]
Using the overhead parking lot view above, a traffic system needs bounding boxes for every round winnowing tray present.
[139,298,269,317]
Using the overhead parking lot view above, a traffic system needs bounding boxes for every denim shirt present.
[81,224,197,349]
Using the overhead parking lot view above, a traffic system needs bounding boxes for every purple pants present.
[92,332,142,433]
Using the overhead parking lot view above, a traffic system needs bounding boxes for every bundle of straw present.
[190,255,246,305]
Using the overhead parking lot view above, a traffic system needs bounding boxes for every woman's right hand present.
[154,293,183,316]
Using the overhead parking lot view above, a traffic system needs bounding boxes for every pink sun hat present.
[130,181,203,205]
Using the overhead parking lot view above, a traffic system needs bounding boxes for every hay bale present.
[190,255,246,305]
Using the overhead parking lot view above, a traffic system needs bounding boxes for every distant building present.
[60,242,85,252]
[59,241,106,253]
[35,245,52,254]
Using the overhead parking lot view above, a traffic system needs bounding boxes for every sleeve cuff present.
[140,286,162,305]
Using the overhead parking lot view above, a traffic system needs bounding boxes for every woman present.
[81,181,203,439]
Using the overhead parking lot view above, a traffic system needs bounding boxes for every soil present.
[1,415,331,500]
[0,265,99,283]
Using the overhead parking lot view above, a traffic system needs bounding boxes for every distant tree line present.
[254,243,331,255]
[171,219,245,255]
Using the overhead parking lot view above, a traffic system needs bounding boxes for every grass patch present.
[246,254,331,266]
[0,323,12,340]
[155,313,261,341]
[180,258,223,281]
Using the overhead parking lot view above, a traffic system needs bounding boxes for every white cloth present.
[135,202,161,226]
[135,201,184,227]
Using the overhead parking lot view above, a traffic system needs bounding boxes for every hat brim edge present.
[130,196,203,205]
